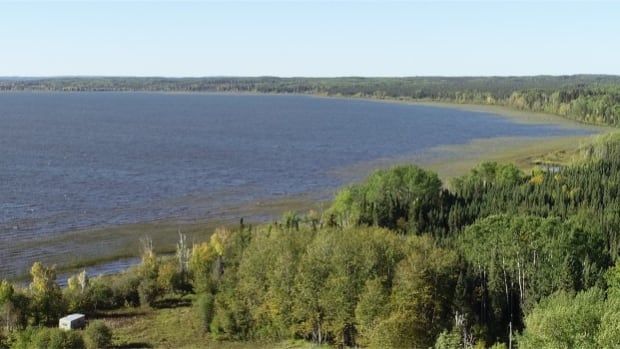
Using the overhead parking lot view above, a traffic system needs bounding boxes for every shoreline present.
[5,192,326,281]
[13,133,599,282]
[3,94,611,281]
[303,93,609,130]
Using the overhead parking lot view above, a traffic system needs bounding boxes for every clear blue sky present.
[0,1,618,77]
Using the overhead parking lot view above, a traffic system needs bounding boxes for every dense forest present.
[3,133,620,348]
[2,75,620,126]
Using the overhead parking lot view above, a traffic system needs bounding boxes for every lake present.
[0,92,593,278]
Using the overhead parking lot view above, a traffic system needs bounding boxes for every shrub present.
[110,272,141,307]
[434,329,461,349]
[156,258,189,294]
[138,279,160,308]
[85,280,115,311]
[195,293,215,330]
[11,327,85,349]
[64,271,94,314]
[84,321,112,349]
[44,329,85,349]
[170,272,192,295]
[0,333,8,349]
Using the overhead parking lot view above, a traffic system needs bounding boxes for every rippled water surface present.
[0,92,592,277]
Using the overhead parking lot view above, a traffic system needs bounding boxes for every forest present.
[3,132,620,348]
[2,75,620,126]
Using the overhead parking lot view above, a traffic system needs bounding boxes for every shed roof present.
[60,313,85,322]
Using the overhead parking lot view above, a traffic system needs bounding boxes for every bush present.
[9,327,35,349]
[110,272,141,307]
[156,259,178,294]
[84,321,112,349]
[44,329,85,349]
[434,329,461,349]
[85,280,115,311]
[11,327,85,349]
[138,279,160,308]
[0,333,8,349]
[195,293,215,330]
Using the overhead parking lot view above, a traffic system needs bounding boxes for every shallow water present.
[0,92,592,278]
[54,257,140,287]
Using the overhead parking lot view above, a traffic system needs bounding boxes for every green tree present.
[517,288,604,349]
[369,235,458,348]
[188,241,217,294]
[354,278,389,346]
[0,280,15,332]
[29,262,64,325]
[64,271,91,314]
[326,165,443,233]
[293,228,404,346]
[458,214,607,337]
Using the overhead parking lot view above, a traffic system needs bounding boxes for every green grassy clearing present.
[100,295,328,349]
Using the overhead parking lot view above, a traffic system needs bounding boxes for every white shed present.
[59,313,86,330]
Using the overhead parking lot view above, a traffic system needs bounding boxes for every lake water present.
[0,92,592,278]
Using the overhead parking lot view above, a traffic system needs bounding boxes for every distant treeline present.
[2,75,620,126]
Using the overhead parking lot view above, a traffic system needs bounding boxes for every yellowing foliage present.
[530,173,544,185]
[210,227,232,256]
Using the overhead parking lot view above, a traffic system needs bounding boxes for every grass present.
[331,132,610,190]
[324,97,612,186]
[103,296,206,349]
[425,134,594,181]
[101,294,329,349]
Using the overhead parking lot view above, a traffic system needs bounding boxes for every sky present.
[0,1,618,77]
